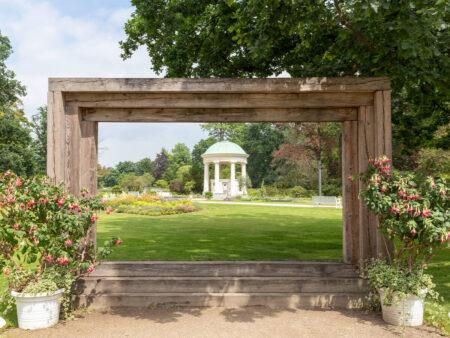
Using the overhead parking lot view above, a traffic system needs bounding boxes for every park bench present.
[312,196,342,208]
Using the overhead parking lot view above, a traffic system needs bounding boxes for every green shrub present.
[155,179,169,189]
[111,185,122,194]
[289,186,310,198]
[204,191,213,200]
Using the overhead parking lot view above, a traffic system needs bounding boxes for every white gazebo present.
[201,141,249,199]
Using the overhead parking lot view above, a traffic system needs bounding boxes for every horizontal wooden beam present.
[67,92,373,109]
[83,107,357,123]
[49,77,390,93]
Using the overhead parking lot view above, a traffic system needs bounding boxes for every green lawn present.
[97,203,343,261]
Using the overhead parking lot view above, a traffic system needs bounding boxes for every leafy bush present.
[363,260,437,305]
[111,185,122,194]
[360,156,449,269]
[155,179,169,189]
[289,186,312,198]
[204,191,213,200]
[0,171,121,318]
[360,156,449,305]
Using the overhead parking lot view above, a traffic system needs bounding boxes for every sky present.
[0,0,207,167]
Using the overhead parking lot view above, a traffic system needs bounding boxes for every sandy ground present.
[4,307,442,338]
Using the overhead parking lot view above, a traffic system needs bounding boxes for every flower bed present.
[103,194,198,216]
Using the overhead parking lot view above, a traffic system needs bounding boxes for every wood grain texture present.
[46,91,66,184]
[49,77,390,93]
[64,103,81,195]
[82,107,357,122]
[342,121,359,264]
[65,92,373,109]
[80,118,98,195]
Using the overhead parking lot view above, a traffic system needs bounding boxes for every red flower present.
[27,199,35,208]
[114,239,123,246]
[64,239,73,247]
[12,223,20,230]
[105,207,113,215]
[39,197,49,204]
[410,228,417,237]
[44,255,54,263]
[86,265,95,273]
[390,206,400,215]
[91,214,98,223]
[56,257,69,266]
[421,209,432,218]
[380,186,387,193]
[81,190,89,197]
[15,178,22,187]
[56,198,65,207]
[398,190,407,199]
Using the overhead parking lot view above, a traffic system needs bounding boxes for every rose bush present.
[0,171,121,317]
[359,156,449,308]
[360,156,449,270]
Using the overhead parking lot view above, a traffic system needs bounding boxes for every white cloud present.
[0,0,206,166]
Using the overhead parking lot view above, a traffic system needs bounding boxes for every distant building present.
[201,141,249,199]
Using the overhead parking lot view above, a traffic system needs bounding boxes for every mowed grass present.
[97,203,343,261]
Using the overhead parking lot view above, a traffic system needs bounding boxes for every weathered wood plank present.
[342,121,359,264]
[383,90,392,158]
[64,103,81,195]
[46,91,66,184]
[65,92,373,109]
[49,77,390,93]
[83,107,357,123]
[80,118,98,195]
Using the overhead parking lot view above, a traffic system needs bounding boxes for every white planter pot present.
[12,289,64,330]
[379,289,424,326]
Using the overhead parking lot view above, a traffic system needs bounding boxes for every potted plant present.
[360,156,449,326]
[0,171,121,330]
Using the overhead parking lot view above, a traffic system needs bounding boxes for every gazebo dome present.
[202,141,247,157]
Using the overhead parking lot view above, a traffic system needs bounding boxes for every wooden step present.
[90,261,358,277]
[75,276,367,295]
[74,292,366,310]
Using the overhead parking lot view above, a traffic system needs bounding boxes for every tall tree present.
[135,157,153,176]
[0,108,35,176]
[164,143,192,180]
[273,123,341,195]
[0,32,25,109]
[121,1,450,162]
[31,106,47,174]
[152,148,170,180]
[201,123,245,142]
[241,123,284,187]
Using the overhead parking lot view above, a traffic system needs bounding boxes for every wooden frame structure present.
[47,77,392,265]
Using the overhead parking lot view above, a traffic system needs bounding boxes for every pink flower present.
[56,257,69,266]
[114,239,123,246]
[81,190,89,197]
[90,214,98,223]
[380,186,387,193]
[390,206,400,215]
[64,239,73,247]
[105,207,113,215]
[421,209,432,218]
[12,223,20,230]
[19,202,25,209]
[33,237,40,245]
[56,198,65,207]
[86,265,95,274]
[398,190,408,199]
[27,199,35,208]
[410,228,417,237]
[15,178,22,187]
[408,194,419,201]
[44,255,54,263]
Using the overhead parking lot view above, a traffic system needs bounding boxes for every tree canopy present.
[121,0,450,159]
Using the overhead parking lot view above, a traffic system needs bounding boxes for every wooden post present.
[47,91,66,184]
[342,121,359,264]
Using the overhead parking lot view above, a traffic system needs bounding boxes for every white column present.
[230,161,236,196]
[214,161,220,194]
[203,162,209,193]
[241,162,247,194]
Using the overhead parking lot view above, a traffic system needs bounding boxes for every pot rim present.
[11,288,65,298]
[378,288,428,298]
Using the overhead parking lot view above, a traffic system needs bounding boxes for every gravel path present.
[4,307,441,338]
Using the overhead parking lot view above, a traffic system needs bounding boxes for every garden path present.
[5,307,440,338]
